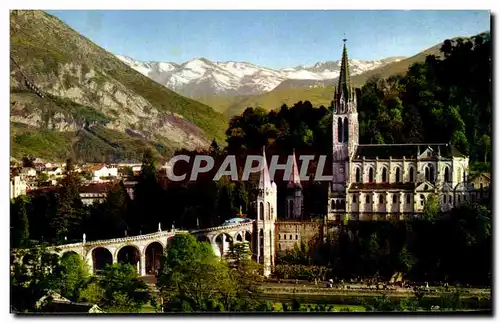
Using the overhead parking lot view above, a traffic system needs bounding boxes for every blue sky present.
[47,10,490,69]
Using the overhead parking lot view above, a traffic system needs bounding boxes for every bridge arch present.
[91,247,113,274]
[145,242,163,275]
[117,245,141,273]
[214,232,234,257]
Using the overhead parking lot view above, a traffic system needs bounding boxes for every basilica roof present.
[352,143,465,160]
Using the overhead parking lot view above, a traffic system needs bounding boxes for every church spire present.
[333,36,355,113]
[288,149,302,189]
[259,146,272,189]
[337,37,351,103]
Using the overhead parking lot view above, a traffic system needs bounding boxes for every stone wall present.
[274,220,324,255]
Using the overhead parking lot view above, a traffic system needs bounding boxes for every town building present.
[79,183,113,206]
[10,175,27,199]
[89,164,118,182]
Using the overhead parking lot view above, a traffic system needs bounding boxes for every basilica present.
[327,39,476,221]
[252,40,486,270]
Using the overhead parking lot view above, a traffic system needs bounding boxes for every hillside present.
[222,43,445,117]
[10,10,227,163]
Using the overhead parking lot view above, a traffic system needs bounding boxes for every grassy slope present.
[10,10,227,161]
[222,43,444,117]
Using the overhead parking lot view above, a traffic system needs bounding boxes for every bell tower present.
[255,147,277,277]
[285,149,303,219]
[330,37,359,218]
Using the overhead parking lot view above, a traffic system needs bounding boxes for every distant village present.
[9,156,173,204]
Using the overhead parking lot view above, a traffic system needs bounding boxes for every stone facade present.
[275,220,323,255]
[326,40,477,221]
[255,148,278,277]
[10,175,27,199]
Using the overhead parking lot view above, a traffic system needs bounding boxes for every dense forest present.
[11,32,492,292]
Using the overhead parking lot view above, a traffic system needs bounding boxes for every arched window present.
[366,195,370,203]
[279,244,281,250]
[420,194,425,206]
[379,195,384,204]
[331,200,336,210]
[393,194,397,203]
[425,167,430,182]
[336,200,341,209]
[267,202,271,220]
[458,195,461,203]
[295,235,298,240]
[395,168,401,183]
[343,117,348,143]
[355,168,361,183]
[444,167,450,182]
[289,235,292,240]
[259,202,264,220]
[480,183,484,190]
[368,168,374,183]
[406,194,410,204]
[352,195,357,203]
[429,164,435,182]
[382,167,387,182]
[340,200,346,210]
[337,118,343,143]
[289,200,294,217]
[284,235,286,240]
[409,167,414,182]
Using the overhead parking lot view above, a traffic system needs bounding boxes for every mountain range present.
[116,55,405,101]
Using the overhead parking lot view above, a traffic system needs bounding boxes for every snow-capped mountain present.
[116,55,404,98]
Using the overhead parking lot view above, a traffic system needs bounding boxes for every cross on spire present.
[343,33,348,43]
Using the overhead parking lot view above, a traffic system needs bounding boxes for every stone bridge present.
[36,220,256,277]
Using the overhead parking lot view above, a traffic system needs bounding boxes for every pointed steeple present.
[337,37,351,103]
[259,146,272,189]
[288,149,302,189]
[333,36,355,113]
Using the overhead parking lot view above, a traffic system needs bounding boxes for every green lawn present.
[140,304,158,313]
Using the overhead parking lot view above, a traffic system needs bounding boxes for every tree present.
[84,263,151,313]
[210,139,221,155]
[58,252,90,301]
[87,181,130,239]
[37,172,49,186]
[479,134,491,163]
[423,194,440,221]
[79,281,105,305]
[11,196,30,248]
[133,149,164,233]
[22,155,35,168]
[10,245,62,312]
[50,158,85,242]
[364,295,396,312]
[157,233,247,312]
